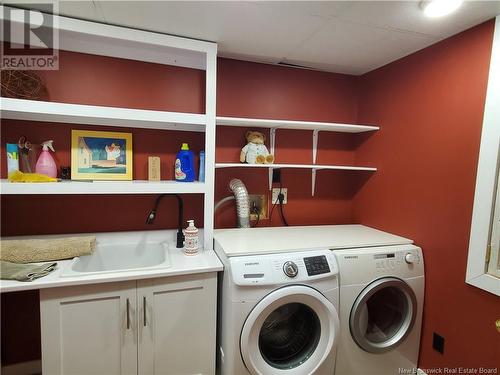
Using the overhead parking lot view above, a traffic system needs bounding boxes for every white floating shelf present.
[0,180,205,195]
[215,163,377,171]
[216,116,379,133]
[215,163,376,196]
[0,98,207,132]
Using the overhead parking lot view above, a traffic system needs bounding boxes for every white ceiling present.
[14,0,500,75]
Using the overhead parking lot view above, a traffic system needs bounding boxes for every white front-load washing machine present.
[334,244,425,375]
[216,248,341,375]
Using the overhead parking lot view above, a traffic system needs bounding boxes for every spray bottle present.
[35,140,57,178]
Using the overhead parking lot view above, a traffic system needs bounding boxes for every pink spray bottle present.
[35,140,57,178]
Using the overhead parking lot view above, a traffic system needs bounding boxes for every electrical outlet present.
[249,194,268,220]
[272,188,288,204]
[432,332,445,354]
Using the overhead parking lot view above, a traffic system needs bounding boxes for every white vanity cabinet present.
[40,272,217,375]
[40,280,138,375]
[137,273,217,375]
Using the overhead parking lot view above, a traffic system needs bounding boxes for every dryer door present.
[240,285,339,375]
[350,277,417,353]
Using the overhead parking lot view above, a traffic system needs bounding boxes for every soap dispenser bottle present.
[35,140,57,178]
[183,219,199,255]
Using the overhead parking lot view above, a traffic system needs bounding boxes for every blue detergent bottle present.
[175,143,195,182]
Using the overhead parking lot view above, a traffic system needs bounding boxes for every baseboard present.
[417,369,428,375]
[1,359,41,375]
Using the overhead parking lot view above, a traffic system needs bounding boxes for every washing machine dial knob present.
[283,261,299,278]
[405,253,417,264]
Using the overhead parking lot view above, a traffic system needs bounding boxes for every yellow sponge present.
[8,170,57,183]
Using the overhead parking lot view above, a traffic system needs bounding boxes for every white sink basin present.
[60,241,171,277]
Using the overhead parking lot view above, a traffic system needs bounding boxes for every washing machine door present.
[240,285,339,375]
[350,277,417,354]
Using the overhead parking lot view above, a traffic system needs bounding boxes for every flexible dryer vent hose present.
[229,178,250,228]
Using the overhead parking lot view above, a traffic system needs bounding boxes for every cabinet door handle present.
[143,296,147,327]
[126,298,131,330]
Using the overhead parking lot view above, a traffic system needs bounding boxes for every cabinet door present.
[40,281,137,375]
[137,272,217,375]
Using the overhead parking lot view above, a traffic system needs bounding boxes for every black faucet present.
[146,194,184,248]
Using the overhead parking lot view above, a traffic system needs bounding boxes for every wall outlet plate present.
[249,194,268,220]
[272,188,288,204]
[432,332,445,354]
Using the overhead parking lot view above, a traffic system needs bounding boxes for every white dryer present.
[334,244,425,375]
[216,248,341,375]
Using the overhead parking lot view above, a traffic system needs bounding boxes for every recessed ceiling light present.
[421,0,463,18]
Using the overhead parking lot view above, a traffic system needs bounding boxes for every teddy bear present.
[240,130,274,164]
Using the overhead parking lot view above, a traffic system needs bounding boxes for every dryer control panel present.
[230,249,338,286]
[333,244,424,285]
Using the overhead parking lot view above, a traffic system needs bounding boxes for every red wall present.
[36,50,205,112]
[353,20,498,370]
[215,58,372,228]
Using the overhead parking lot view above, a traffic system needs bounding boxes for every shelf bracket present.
[268,167,274,191]
[270,128,276,156]
[269,128,277,191]
[312,168,317,197]
[312,129,319,164]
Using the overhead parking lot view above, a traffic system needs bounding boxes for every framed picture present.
[71,130,133,181]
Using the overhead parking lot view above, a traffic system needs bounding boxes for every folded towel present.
[0,236,96,263]
[1,261,57,282]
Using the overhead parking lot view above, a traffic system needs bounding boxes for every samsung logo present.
[344,256,358,259]
[244,262,260,266]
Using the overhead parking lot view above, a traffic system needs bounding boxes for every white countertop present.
[214,224,413,257]
[0,230,223,293]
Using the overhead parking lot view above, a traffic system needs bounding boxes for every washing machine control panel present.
[304,255,331,276]
[230,249,338,286]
